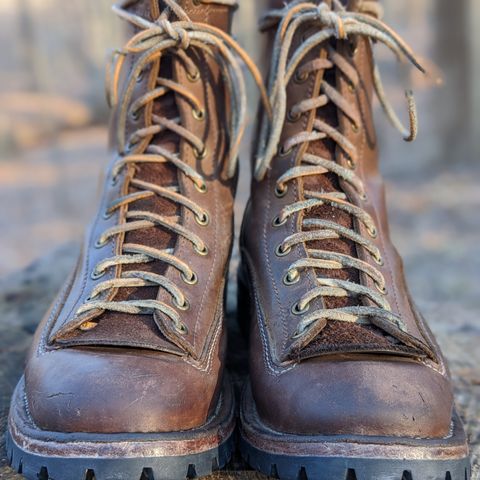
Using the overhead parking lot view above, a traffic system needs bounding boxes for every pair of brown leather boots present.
[6,1,471,479]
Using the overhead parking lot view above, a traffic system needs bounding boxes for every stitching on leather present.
[244,251,297,376]
[192,57,218,351]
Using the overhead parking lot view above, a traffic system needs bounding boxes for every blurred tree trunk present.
[433,0,472,165]
[469,0,480,160]
[17,0,38,91]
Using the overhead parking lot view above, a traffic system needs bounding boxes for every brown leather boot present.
[6,1,265,479]
[239,1,471,479]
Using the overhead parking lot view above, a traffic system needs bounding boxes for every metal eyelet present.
[194,244,208,256]
[130,109,140,121]
[367,225,378,238]
[194,181,208,193]
[275,184,288,198]
[102,209,114,220]
[192,108,205,121]
[192,0,202,6]
[279,145,293,157]
[194,146,208,160]
[346,157,356,170]
[291,325,308,339]
[284,269,300,285]
[182,271,198,285]
[272,215,287,227]
[136,70,145,83]
[91,269,106,280]
[351,122,360,133]
[195,211,209,226]
[375,282,387,295]
[187,69,200,82]
[348,82,356,93]
[94,237,108,249]
[373,253,384,266]
[174,297,190,311]
[360,192,368,202]
[292,302,310,315]
[287,109,301,123]
[275,244,292,257]
[174,321,189,335]
[294,70,309,84]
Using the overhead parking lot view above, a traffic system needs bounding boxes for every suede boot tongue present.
[294,50,398,356]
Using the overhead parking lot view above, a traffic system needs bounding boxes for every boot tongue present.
[287,4,402,357]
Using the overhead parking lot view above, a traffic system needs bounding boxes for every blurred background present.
[0,0,479,478]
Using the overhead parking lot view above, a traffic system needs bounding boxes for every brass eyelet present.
[287,109,301,123]
[195,211,209,226]
[275,184,288,198]
[187,69,200,82]
[174,297,190,311]
[346,157,356,170]
[348,82,356,93]
[174,321,189,335]
[192,108,205,121]
[294,70,309,84]
[351,122,359,133]
[284,269,300,285]
[130,109,140,121]
[275,244,292,257]
[272,215,287,227]
[279,145,293,157]
[292,302,310,315]
[91,269,106,280]
[94,237,108,249]
[194,244,208,256]
[373,253,384,266]
[194,146,208,160]
[291,324,309,339]
[360,192,368,202]
[102,209,114,220]
[367,225,378,238]
[192,0,202,6]
[182,271,198,285]
[375,283,387,295]
[136,70,145,83]
[194,181,208,194]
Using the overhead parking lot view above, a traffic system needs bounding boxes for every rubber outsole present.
[240,385,471,480]
[6,377,235,480]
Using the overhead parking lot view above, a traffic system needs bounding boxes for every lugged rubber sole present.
[240,384,471,480]
[6,377,235,480]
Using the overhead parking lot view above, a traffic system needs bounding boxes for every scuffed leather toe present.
[25,348,221,434]
[250,355,453,439]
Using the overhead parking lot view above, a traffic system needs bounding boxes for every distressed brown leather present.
[241,0,454,438]
[22,0,236,434]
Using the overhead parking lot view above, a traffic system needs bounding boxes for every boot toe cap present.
[251,358,453,438]
[25,348,218,434]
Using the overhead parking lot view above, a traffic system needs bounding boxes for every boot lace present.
[73,0,270,334]
[255,0,427,348]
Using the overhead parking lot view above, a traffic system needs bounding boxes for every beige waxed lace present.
[74,0,270,335]
[256,0,426,344]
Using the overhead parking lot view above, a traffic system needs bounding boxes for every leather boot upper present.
[242,0,454,439]
[23,0,265,434]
